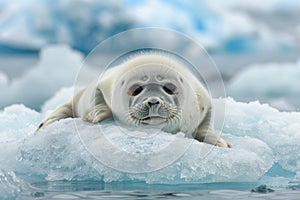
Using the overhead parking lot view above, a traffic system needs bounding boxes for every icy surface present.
[228,60,300,111]
[0,169,44,199]
[221,98,300,173]
[0,104,40,143]
[0,170,24,199]
[0,90,300,200]
[1,118,273,184]
[1,95,300,188]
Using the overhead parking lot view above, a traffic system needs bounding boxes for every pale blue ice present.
[1,92,299,198]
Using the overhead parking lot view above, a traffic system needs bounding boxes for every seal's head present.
[121,65,183,133]
[100,55,204,134]
[127,82,179,126]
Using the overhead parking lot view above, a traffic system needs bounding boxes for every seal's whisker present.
[125,112,134,123]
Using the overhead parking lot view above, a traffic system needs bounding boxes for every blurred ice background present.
[0,0,300,111]
[1,0,300,198]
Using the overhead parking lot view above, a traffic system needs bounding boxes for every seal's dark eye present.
[163,83,177,95]
[128,84,143,96]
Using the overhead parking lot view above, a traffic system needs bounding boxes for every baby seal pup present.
[37,54,231,148]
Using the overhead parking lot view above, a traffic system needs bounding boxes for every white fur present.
[37,54,231,148]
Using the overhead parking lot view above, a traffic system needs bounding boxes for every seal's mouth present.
[127,102,180,127]
[140,116,167,125]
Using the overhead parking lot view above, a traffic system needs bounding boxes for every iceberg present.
[0,45,83,110]
[0,170,26,199]
[13,118,272,184]
[228,60,300,111]
[0,169,44,199]
[0,111,272,184]
[222,98,300,173]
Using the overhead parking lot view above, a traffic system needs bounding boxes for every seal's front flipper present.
[83,103,112,123]
[194,128,232,148]
[36,102,73,132]
[203,131,232,148]
[193,107,232,148]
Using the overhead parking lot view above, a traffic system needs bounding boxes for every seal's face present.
[111,64,186,133]
[127,82,180,126]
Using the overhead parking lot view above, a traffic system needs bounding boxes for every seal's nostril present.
[148,99,160,107]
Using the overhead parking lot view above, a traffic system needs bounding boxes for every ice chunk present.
[219,98,300,173]
[16,119,273,184]
[228,60,300,111]
[0,170,23,199]
[1,97,300,185]
[0,169,43,199]
[0,45,83,110]
[0,104,40,142]
[0,105,40,177]
[0,102,273,184]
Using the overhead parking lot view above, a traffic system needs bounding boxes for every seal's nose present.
[147,97,160,107]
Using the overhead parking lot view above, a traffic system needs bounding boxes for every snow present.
[0,45,83,110]
[228,60,300,111]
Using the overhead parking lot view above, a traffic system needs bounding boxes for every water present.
[23,181,300,199]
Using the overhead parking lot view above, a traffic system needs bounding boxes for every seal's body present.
[37,54,231,148]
